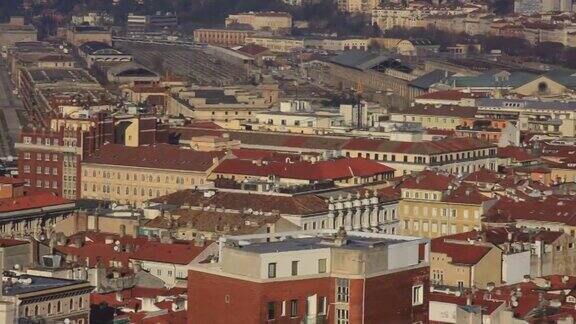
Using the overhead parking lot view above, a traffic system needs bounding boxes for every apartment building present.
[3,274,92,324]
[80,144,223,206]
[153,185,402,235]
[188,230,430,323]
[431,235,502,289]
[225,12,292,31]
[0,177,76,239]
[389,104,478,130]
[397,171,497,238]
[16,110,163,199]
[343,137,498,176]
[338,0,380,13]
[193,28,254,47]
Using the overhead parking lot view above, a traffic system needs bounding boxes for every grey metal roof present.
[409,69,451,90]
[2,275,86,296]
[328,51,391,71]
[476,98,576,111]
[445,70,538,88]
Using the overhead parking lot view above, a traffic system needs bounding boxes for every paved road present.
[0,58,23,158]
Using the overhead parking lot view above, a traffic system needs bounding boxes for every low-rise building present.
[431,235,502,289]
[225,12,292,31]
[0,17,37,48]
[77,41,132,68]
[193,28,255,47]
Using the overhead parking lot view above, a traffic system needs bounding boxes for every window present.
[318,259,327,273]
[267,302,275,320]
[412,285,424,306]
[336,308,349,324]
[268,263,277,278]
[336,278,349,302]
[318,296,327,315]
[48,302,52,314]
[290,299,298,317]
[156,269,162,276]
[291,261,299,276]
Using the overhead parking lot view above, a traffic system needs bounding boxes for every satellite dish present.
[113,245,120,252]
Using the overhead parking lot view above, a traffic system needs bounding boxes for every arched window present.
[48,302,52,314]
[57,301,61,313]
[34,305,38,316]
[70,298,74,310]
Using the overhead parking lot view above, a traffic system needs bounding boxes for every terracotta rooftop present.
[214,157,394,181]
[150,189,329,216]
[0,191,72,213]
[431,237,493,265]
[397,170,454,191]
[130,240,211,265]
[83,143,224,172]
[463,167,501,183]
[442,183,492,205]
[498,146,537,162]
[343,137,494,155]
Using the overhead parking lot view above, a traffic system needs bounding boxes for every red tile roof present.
[442,183,492,205]
[214,157,394,181]
[343,137,494,155]
[150,189,329,215]
[84,143,223,172]
[230,148,300,163]
[0,238,28,247]
[0,177,26,185]
[397,170,454,191]
[431,238,493,265]
[0,191,72,213]
[130,241,211,265]
[486,196,576,226]
[498,146,537,162]
[463,167,501,183]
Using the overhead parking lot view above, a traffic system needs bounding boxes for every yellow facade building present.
[431,236,502,289]
[80,143,222,206]
[397,171,496,238]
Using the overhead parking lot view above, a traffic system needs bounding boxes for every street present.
[0,58,23,158]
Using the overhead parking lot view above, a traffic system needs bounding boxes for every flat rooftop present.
[237,235,408,254]
[28,68,97,85]
[2,275,87,296]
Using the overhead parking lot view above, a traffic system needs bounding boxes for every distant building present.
[77,41,132,68]
[127,12,178,32]
[188,230,430,323]
[225,12,292,31]
[193,28,255,47]
[0,17,37,48]
[338,0,380,13]
[64,25,112,47]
